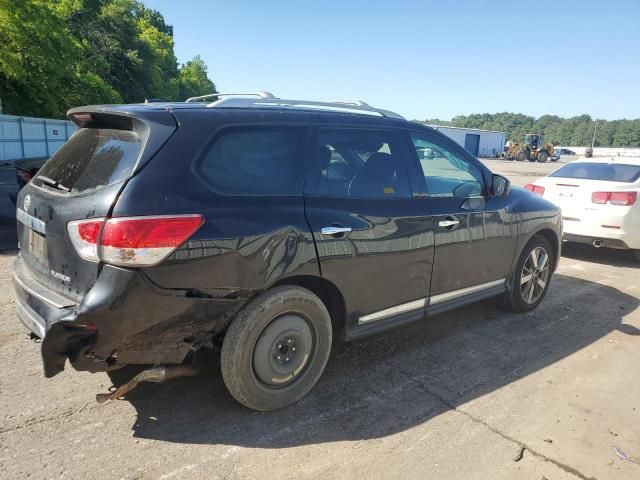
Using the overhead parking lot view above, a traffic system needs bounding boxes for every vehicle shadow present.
[562,242,638,268]
[122,273,639,447]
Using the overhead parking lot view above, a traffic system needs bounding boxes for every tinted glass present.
[35,128,141,194]
[311,128,410,198]
[197,127,305,195]
[410,133,484,197]
[550,162,640,183]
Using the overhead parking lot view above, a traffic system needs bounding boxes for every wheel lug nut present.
[287,339,292,343]
[292,347,296,352]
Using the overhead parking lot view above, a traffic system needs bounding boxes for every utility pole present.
[591,120,598,148]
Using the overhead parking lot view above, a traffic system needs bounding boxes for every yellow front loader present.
[502,134,555,162]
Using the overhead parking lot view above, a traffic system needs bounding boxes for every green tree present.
[0,0,119,117]
[0,0,216,117]
[176,56,216,100]
[413,112,640,147]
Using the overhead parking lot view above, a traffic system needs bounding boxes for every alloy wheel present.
[520,246,550,304]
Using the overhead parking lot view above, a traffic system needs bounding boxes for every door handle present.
[438,218,460,229]
[321,226,352,236]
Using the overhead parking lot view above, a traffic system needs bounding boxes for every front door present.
[304,124,435,336]
[405,130,517,304]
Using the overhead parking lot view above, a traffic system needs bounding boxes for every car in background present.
[525,158,640,261]
[554,148,577,156]
[15,156,48,189]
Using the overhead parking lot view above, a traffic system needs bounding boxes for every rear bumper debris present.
[13,256,246,377]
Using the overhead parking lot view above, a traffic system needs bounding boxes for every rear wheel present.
[503,235,554,312]
[515,149,527,162]
[537,150,549,163]
[221,286,332,411]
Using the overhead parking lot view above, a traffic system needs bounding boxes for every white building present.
[428,125,506,158]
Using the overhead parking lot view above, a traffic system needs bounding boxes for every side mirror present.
[491,174,511,197]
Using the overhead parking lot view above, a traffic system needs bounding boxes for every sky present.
[144,0,640,121]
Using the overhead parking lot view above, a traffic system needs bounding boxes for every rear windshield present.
[550,162,640,183]
[34,128,141,194]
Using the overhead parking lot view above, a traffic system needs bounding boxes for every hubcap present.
[520,246,550,304]
[252,314,313,387]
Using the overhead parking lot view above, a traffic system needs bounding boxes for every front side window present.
[410,132,484,198]
[310,128,410,198]
[196,126,306,195]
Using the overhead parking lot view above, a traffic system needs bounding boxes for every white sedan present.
[525,157,640,260]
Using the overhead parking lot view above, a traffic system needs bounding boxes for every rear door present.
[16,110,176,300]
[304,122,435,336]
[405,129,517,302]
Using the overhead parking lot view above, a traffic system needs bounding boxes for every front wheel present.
[537,150,549,162]
[221,286,332,411]
[503,235,554,312]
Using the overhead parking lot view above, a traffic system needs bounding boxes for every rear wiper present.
[38,176,71,193]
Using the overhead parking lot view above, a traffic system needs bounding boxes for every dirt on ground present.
[1,159,639,479]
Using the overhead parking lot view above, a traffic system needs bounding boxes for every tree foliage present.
[0,0,216,118]
[418,113,640,148]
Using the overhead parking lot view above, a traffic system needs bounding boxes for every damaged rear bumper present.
[13,256,246,377]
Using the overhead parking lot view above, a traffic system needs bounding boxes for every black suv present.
[13,93,561,411]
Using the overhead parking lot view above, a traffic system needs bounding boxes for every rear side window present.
[35,128,141,194]
[550,162,640,183]
[196,126,306,195]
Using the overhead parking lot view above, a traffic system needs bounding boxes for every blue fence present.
[0,114,76,164]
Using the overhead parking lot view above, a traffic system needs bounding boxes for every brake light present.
[591,191,637,206]
[524,184,545,197]
[17,169,34,183]
[68,219,104,262]
[67,215,204,266]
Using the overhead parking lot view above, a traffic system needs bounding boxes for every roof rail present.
[190,92,404,120]
[185,91,276,103]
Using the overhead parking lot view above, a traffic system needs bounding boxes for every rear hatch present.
[16,108,176,300]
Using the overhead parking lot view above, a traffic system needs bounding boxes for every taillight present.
[591,191,637,206]
[524,184,545,197]
[68,218,104,262]
[67,215,204,266]
[17,169,34,183]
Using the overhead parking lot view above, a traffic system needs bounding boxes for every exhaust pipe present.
[96,365,199,403]
[592,239,603,248]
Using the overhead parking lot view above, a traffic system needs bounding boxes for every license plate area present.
[24,227,48,267]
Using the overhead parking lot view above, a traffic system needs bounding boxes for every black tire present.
[515,149,527,162]
[634,250,640,263]
[503,235,554,313]
[221,286,332,411]
[537,150,549,163]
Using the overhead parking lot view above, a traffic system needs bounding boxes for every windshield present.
[34,128,142,194]
[550,162,640,183]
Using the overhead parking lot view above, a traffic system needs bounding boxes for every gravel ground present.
[1,158,639,479]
